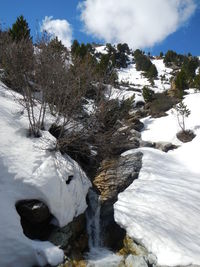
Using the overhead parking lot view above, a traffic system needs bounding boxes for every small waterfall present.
[86,189,102,248]
[85,189,123,267]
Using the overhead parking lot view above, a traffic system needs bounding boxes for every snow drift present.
[114,92,200,266]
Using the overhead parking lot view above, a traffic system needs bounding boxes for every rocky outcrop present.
[94,151,143,202]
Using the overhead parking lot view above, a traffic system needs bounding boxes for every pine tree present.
[142,86,155,102]
[9,15,31,42]
[173,101,191,132]
[175,70,188,91]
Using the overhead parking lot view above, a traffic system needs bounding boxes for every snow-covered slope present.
[118,58,172,93]
[114,92,200,266]
[110,58,173,106]
[0,82,91,267]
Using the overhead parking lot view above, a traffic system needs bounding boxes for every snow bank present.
[114,92,200,266]
[0,83,91,267]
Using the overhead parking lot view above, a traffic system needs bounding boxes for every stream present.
[85,189,123,267]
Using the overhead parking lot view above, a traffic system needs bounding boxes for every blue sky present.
[0,0,199,55]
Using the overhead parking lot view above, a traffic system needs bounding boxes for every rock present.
[58,259,87,267]
[49,214,88,257]
[94,151,143,203]
[140,140,156,148]
[49,123,62,139]
[176,130,196,143]
[120,235,148,256]
[128,118,144,132]
[16,199,51,224]
[125,255,148,267]
[112,139,140,155]
[155,142,178,152]
[130,129,141,139]
[16,199,54,240]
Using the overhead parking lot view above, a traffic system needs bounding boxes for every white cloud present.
[40,16,73,47]
[79,0,197,49]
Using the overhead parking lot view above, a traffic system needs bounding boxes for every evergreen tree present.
[173,101,191,132]
[71,39,80,55]
[175,70,188,90]
[142,86,155,102]
[9,15,31,42]
[146,64,158,79]
[194,74,200,90]
[160,52,164,57]
[182,57,199,80]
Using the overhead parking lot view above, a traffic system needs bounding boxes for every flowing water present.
[85,189,123,267]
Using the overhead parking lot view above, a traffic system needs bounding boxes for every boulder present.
[16,199,51,224]
[16,199,53,240]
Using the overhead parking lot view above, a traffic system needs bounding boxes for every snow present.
[118,63,150,88]
[95,45,108,54]
[142,90,200,145]
[114,92,200,266]
[110,58,173,105]
[106,85,144,105]
[0,83,91,267]
[152,59,172,93]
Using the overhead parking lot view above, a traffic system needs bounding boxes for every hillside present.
[0,37,200,267]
